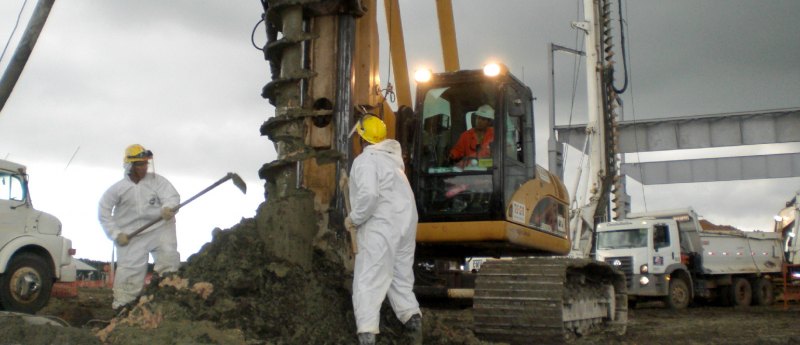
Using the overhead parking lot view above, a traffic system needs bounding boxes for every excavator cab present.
[413,68,530,220]
[407,67,627,342]
[410,66,571,261]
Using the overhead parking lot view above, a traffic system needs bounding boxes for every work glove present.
[161,207,177,221]
[344,216,357,232]
[115,233,130,247]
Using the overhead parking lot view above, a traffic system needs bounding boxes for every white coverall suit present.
[348,139,421,334]
[98,172,180,308]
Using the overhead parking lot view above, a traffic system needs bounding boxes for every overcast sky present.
[1,1,798,261]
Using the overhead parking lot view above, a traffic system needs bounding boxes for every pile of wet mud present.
[4,198,490,344]
[95,214,358,344]
[90,200,487,344]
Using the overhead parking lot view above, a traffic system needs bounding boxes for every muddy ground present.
[2,215,799,345]
[4,288,800,345]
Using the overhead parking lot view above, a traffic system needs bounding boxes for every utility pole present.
[0,0,56,113]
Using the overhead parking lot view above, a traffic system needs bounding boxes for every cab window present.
[416,82,496,218]
[0,173,25,201]
[654,224,670,249]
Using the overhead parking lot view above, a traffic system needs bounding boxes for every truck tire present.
[730,277,752,307]
[751,278,773,306]
[665,277,690,309]
[0,253,53,313]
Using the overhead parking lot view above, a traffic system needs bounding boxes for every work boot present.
[357,332,376,345]
[404,313,422,331]
[150,271,176,287]
[112,302,134,318]
[404,314,423,345]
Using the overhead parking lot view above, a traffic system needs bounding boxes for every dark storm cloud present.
[0,0,797,242]
[0,0,274,178]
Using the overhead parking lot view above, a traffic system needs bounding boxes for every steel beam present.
[622,152,800,185]
[557,108,800,152]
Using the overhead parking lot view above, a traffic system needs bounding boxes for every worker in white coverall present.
[98,144,181,311]
[345,115,422,345]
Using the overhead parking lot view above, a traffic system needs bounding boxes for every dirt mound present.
[1,191,488,344]
[90,211,486,344]
[699,219,742,231]
[93,216,354,344]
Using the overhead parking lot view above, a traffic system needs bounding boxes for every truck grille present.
[604,256,633,288]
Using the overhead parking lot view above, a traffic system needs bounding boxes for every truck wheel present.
[730,277,752,307]
[665,277,690,309]
[0,253,53,313]
[751,278,773,306]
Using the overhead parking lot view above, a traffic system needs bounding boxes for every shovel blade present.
[229,173,247,194]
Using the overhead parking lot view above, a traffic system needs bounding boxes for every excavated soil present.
[4,210,800,344]
[2,206,488,345]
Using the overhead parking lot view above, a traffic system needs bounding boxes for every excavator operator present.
[449,104,495,167]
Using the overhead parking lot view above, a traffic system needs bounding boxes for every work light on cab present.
[414,68,432,83]
[482,63,504,77]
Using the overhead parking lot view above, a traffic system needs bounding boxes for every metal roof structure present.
[555,107,800,184]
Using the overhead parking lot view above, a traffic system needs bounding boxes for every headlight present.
[639,276,650,285]
[640,264,649,274]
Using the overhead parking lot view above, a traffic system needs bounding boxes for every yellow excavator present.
[258,0,627,343]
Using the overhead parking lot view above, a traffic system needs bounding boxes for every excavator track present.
[473,257,627,344]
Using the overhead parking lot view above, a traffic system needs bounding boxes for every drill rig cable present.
[564,0,585,166]
[612,0,647,212]
[611,0,629,94]
[379,1,396,106]
[251,16,265,50]
[0,0,28,63]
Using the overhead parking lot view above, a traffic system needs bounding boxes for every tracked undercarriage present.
[474,258,627,344]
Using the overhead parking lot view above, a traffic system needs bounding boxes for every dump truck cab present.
[0,159,76,313]
[596,218,684,298]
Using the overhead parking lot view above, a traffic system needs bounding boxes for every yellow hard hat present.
[356,115,387,144]
[124,144,153,163]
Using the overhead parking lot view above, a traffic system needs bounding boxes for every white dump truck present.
[595,208,786,309]
[0,159,76,313]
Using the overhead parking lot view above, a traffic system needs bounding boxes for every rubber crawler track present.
[474,257,627,344]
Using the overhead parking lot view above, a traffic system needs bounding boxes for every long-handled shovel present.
[340,169,358,254]
[128,172,247,239]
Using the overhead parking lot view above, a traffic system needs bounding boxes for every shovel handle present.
[178,173,234,208]
[339,169,358,254]
[129,173,238,239]
[128,216,164,238]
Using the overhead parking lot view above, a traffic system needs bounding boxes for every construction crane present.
[257,0,626,343]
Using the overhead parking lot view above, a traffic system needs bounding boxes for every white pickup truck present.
[595,208,785,309]
[0,159,76,313]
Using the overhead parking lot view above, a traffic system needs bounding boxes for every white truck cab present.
[596,218,684,300]
[0,159,76,313]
